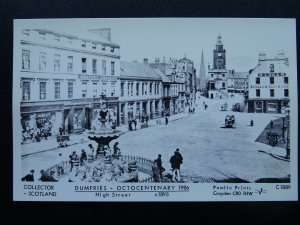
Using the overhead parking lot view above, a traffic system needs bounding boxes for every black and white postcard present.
[13,18,298,201]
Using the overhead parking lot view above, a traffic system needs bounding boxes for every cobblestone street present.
[21,94,290,183]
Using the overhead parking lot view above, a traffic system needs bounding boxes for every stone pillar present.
[146,100,150,117]
[133,101,137,119]
[124,102,128,123]
[152,100,156,118]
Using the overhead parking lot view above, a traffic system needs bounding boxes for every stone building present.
[119,60,163,124]
[207,34,228,99]
[17,28,120,135]
[247,52,289,113]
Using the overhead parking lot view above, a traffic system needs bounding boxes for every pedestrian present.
[59,125,64,135]
[80,149,87,166]
[145,115,149,124]
[56,153,64,176]
[21,170,34,182]
[165,116,168,125]
[69,151,79,172]
[47,171,58,182]
[128,120,133,131]
[270,120,274,129]
[152,159,160,182]
[39,169,49,182]
[132,119,137,130]
[113,142,121,158]
[156,154,165,179]
[169,149,183,182]
[205,104,208,110]
[88,148,95,163]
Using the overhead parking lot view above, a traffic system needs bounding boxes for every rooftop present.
[120,61,162,80]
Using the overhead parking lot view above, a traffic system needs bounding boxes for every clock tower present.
[213,34,226,69]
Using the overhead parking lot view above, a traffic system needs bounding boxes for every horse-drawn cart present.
[225,115,236,128]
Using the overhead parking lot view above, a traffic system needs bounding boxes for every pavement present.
[21,111,191,157]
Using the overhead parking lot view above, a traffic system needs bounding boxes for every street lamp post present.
[285,107,290,159]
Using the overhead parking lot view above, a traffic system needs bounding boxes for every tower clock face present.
[218,53,222,57]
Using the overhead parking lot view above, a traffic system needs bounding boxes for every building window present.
[270,77,274,84]
[256,77,260,84]
[256,89,260,97]
[127,83,130,96]
[82,41,86,47]
[39,32,46,40]
[54,82,60,99]
[22,50,30,70]
[142,83,144,96]
[211,74,214,78]
[111,47,114,53]
[68,82,73,98]
[92,59,97,74]
[111,82,116,97]
[111,61,115,75]
[102,60,106,75]
[144,83,147,95]
[102,45,106,51]
[121,83,124,97]
[39,82,46,100]
[102,82,107,95]
[39,52,46,71]
[82,58,86,73]
[270,89,274,97]
[22,29,30,36]
[284,77,288,84]
[67,56,73,73]
[136,83,139,96]
[92,83,97,97]
[22,81,30,101]
[54,54,60,72]
[269,64,274,72]
[222,82,225,88]
[131,83,133,96]
[92,43,96,49]
[222,74,225,77]
[150,83,152,95]
[82,81,87,98]
[284,89,289,97]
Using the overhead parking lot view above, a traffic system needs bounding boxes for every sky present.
[15,18,296,75]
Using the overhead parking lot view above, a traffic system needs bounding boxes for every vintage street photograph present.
[14,18,296,184]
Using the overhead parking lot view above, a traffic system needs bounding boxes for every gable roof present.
[120,61,162,80]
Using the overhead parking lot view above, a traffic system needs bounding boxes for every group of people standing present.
[152,148,184,182]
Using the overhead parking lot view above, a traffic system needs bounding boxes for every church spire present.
[217,34,222,45]
[199,49,207,92]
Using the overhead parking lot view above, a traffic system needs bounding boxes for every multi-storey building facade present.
[207,34,228,99]
[227,71,248,94]
[119,60,163,124]
[150,58,186,114]
[247,52,289,113]
[17,28,120,135]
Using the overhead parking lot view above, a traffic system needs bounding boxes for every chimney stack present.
[88,28,111,41]
[258,52,266,61]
